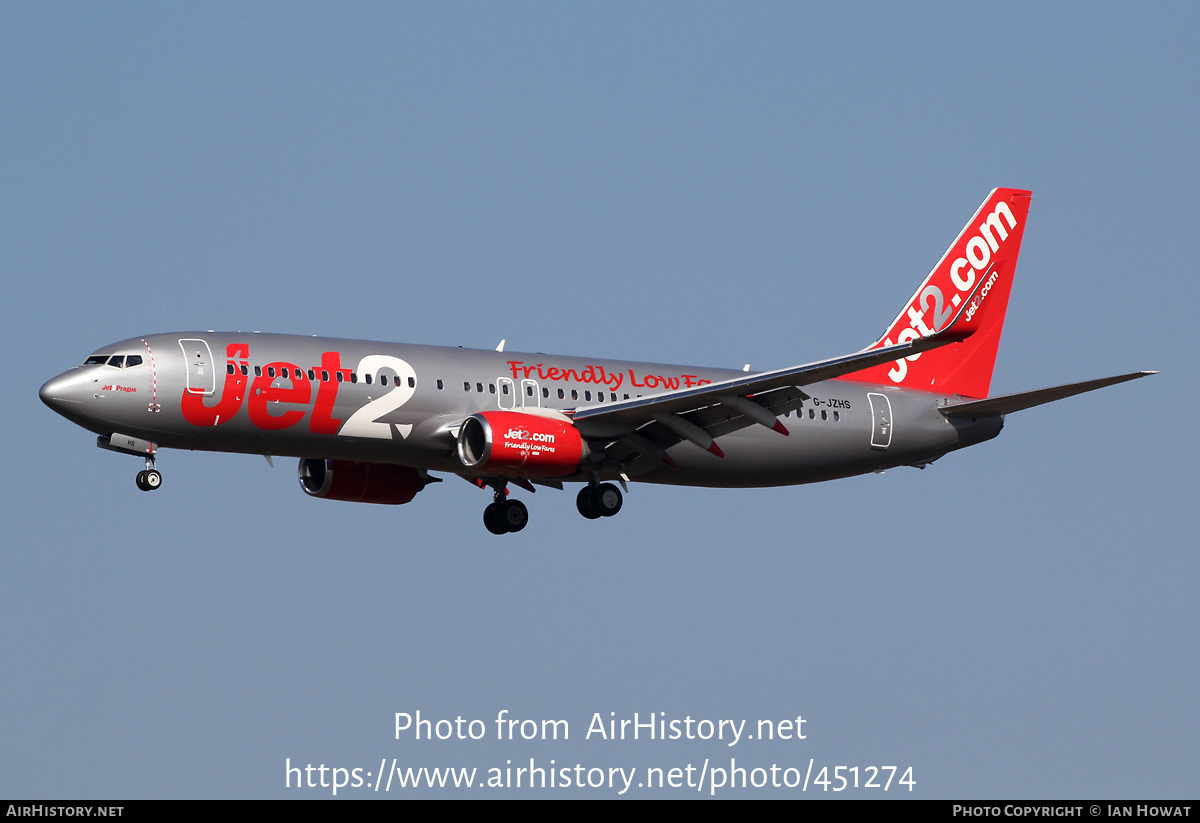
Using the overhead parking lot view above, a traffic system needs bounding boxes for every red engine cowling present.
[456,411,586,477]
[297,458,426,504]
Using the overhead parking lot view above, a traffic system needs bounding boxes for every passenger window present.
[833,411,840,422]
[268,367,276,378]
[365,373,372,385]
[502,384,509,395]
[821,410,827,420]
[489,384,496,394]
[465,382,471,392]
[542,388,549,398]
[408,377,416,388]
[437,379,444,390]
[336,372,344,383]
[558,389,564,399]
[321,370,329,382]
[585,391,592,401]
[350,372,357,384]
[380,375,388,386]
[526,385,533,396]
[477,383,484,393]
[809,409,815,419]
[242,365,249,376]
[255,366,262,377]
[571,390,578,400]
[227,364,235,375]
[597,393,604,403]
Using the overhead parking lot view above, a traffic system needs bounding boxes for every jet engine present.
[297,458,428,504]
[456,411,587,477]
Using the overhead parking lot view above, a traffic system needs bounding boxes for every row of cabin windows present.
[219,364,844,421]
[422,381,843,418]
[449,381,629,403]
[87,352,844,419]
[225,363,414,388]
[783,408,840,422]
[436,380,845,422]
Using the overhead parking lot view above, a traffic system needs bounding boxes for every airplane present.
[40,188,1153,534]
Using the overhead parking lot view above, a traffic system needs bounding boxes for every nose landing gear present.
[97,434,162,493]
[135,456,162,492]
[135,469,163,491]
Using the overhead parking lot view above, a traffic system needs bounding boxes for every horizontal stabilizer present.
[938,371,1156,418]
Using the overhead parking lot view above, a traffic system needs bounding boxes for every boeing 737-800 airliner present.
[40,189,1153,534]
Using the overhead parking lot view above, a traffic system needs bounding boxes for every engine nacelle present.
[456,411,586,477]
[297,458,426,504]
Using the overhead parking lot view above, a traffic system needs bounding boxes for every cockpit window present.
[82,353,144,368]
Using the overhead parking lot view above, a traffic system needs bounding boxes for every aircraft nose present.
[39,371,85,415]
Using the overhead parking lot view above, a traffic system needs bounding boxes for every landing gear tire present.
[136,470,149,491]
[483,503,508,535]
[502,499,528,533]
[143,469,162,490]
[591,483,622,517]
[577,487,601,519]
[484,499,529,534]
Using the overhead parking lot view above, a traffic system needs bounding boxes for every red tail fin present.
[843,188,1031,398]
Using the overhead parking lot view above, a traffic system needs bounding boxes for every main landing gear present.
[476,479,624,534]
[135,457,162,492]
[577,482,622,520]
[483,486,528,535]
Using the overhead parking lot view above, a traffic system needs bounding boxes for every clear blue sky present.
[2,3,1195,798]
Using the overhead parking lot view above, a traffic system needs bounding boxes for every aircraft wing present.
[567,275,1011,471]
[573,334,955,430]
[573,263,998,435]
[937,371,1157,418]
[568,329,970,470]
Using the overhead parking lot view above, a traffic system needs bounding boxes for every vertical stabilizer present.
[844,188,1031,398]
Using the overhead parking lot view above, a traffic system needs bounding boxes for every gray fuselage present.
[39,332,1004,489]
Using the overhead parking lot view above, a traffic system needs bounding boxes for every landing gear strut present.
[577,482,622,519]
[135,456,162,492]
[482,483,528,535]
